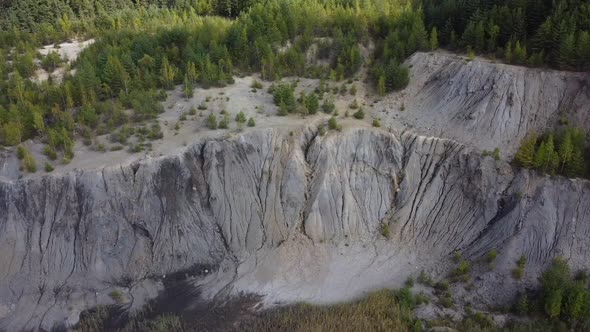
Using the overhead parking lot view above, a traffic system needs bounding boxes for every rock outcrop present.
[1,126,589,331]
[397,52,590,155]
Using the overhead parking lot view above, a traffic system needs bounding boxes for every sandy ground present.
[38,39,96,62]
[0,71,388,181]
[5,50,496,181]
[34,39,95,83]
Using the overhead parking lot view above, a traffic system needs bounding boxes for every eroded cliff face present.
[1,127,589,331]
[398,53,590,155]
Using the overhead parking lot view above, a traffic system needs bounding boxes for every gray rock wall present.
[403,53,590,155]
[0,127,589,331]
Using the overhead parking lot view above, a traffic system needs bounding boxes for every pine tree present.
[103,55,128,95]
[474,21,486,52]
[487,23,500,52]
[306,94,319,115]
[535,135,559,174]
[558,33,576,68]
[186,61,199,84]
[545,290,563,319]
[577,31,590,69]
[514,40,527,64]
[430,26,439,51]
[504,40,513,63]
[558,130,574,173]
[183,74,193,98]
[206,113,217,129]
[515,132,537,168]
[235,111,246,124]
[160,57,177,90]
[566,149,585,178]
[377,74,386,96]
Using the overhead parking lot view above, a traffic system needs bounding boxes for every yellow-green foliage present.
[18,146,36,173]
[240,290,415,331]
[516,127,587,178]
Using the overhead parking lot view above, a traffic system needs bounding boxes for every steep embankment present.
[385,52,590,155]
[1,126,589,331]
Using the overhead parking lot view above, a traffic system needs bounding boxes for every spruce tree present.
[183,74,193,98]
[160,57,177,90]
[558,130,574,173]
[504,40,513,63]
[186,61,199,84]
[514,41,527,64]
[515,132,538,168]
[559,33,576,68]
[430,26,439,51]
[577,32,590,69]
[206,113,217,129]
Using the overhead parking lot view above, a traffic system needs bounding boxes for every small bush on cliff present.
[487,249,497,269]
[418,270,434,286]
[512,255,526,280]
[328,117,341,131]
[380,223,390,239]
[206,113,218,130]
[109,290,124,304]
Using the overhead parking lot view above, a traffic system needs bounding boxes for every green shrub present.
[109,290,124,304]
[395,287,415,309]
[353,109,365,119]
[273,83,296,114]
[44,162,54,172]
[434,280,450,292]
[381,223,390,238]
[515,293,530,315]
[487,249,497,269]
[372,119,381,127]
[247,117,256,127]
[219,115,229,129]
[206,113,218,129]
[492,148,501,160]
[452,259,470,278]
[251,79,263,89]
[17,146,25,160]
[405,276,415,288]
[512,255,526,280]
[439,293,453,308]
[328,117,341,131]
[322,99,336,114]
[23,151,36,173]
[235,111,246,124]
[418,271,434,286]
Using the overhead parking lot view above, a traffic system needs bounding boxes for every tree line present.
[515,127,588,178]
[0,0,259,32]
[423,0,590,70]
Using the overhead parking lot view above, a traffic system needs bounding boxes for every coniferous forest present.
[424,0,590,69]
